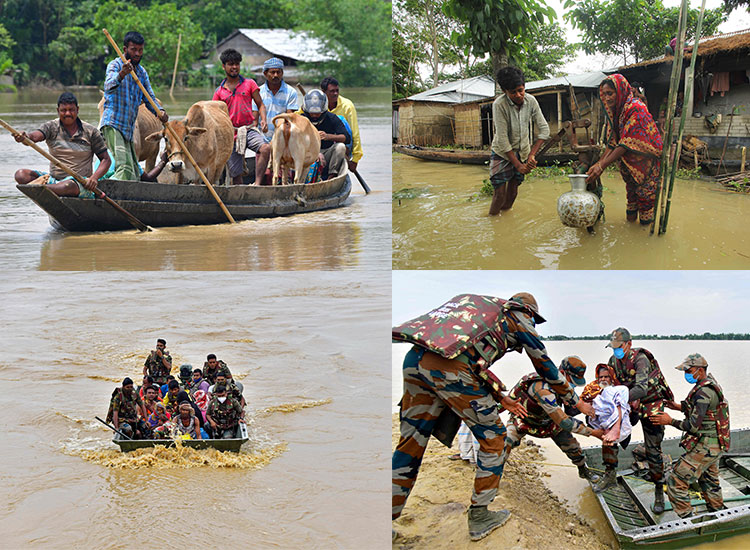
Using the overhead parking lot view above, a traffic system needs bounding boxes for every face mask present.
[527,315,536,327]
[613,347,625,360]
[218,396,227,403]
[684,372,697,384]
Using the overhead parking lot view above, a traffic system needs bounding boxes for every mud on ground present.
[392,414,611,550]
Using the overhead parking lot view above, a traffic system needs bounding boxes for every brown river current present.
[393,154,750,269]
[0,88,391,271]
[0,272,391,549]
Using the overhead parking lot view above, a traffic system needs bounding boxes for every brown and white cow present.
[97,95,162,171]
[145,100,233,185]
[270,113,321,185]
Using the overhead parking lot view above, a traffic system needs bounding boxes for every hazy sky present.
[392,271,750,336]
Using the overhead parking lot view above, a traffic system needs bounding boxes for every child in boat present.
[148,402,171,439]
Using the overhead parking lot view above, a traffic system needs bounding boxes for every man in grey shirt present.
[489,67,550,215]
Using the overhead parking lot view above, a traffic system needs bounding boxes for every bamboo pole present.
[717,105,736,175]
[660,0,704,236]
[742,146,747,172]
[102,28,235,223]
[557,91,563,152]
[169,33,181,101]
[651,0,689,235]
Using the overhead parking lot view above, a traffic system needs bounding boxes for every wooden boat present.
[582,427,750,549]
[113,422,249,452]
[16,172,351,231]
[393,144,577,166]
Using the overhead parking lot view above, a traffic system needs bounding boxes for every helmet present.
[179,364,193,381]
[508,292,546,324]
[302,89,328,114]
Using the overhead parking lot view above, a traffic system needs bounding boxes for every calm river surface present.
[0,87,391,271]
[0,272,391,549]
[393,340,750,548]
[393,154,750,269]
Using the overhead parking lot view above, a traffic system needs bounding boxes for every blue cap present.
[263,57,284,70]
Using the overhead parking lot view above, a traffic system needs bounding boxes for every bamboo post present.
[169,33,181,101]
[557,91,563,152]
[651,0,689,235]
[102,29,235,223]
[717,105,736,175]
[694,149,699,169]
[742,146,747,172]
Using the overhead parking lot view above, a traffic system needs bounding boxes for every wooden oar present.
[102,28,235,223]
[0,117,150,232]
[95,416,133,440]
[296,83,370,193]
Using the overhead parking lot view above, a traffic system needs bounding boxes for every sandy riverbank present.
[392,414,611,550]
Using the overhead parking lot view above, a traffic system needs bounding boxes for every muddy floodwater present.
[393,154,750,269]
[0,88,391,270]
[0,272,391,549]
[393,340,750,549]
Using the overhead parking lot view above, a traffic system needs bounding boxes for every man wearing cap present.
[392,292,595,541]
[143,338,172,387]
[501,356,604,482]
[596,328,674,514]
[321,76,362,172]
[255,57,299,143]
[300,89,349,179]
[650,354,730,518]
[110,377,148,439]
[212,48,269,185]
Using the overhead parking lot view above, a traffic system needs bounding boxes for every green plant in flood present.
[675,167,703,180]
[393,187,430,200]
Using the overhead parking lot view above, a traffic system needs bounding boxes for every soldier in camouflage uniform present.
[110,377,149,439]
[502,356,604,482]
[203,353,232,384]
[206,385,244,439]
[212,373,246,408]
[650,353,730,518]
[392,293,595,541]
[595,328,674,515]
[142,338,172,387]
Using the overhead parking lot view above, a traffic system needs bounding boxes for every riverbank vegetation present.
[0,0,390,88]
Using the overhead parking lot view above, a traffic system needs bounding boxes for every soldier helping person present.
[650,353,730,518]
[594,328,674,515]
[392,293,595,541]
[501,356,604,482]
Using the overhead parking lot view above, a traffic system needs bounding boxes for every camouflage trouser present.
[603,414,664,481]
[667,437,724,518]
[392,348,507,520]
[504,417,585,467]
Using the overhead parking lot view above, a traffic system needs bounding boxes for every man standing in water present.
[650,354,730,518]
[100,31,167,181]
[392,292,594,541]
[489,66,550,215]
[595,328,673,515]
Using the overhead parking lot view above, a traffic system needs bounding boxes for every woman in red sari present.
[586,74,663,224]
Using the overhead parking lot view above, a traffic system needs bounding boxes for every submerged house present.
[393,71,609,151]
[211,28,335,83]
[618,29,750,162]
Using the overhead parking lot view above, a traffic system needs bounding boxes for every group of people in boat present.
[392,293,730,541]
[106,339,246,441]
[13,30,363,196]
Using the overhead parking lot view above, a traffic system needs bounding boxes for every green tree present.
[392,18,427,98]
[444,0,556,79]
[564,0,725,66]
[0,23,15,75]
[48,26,104,84]
[521,23,577,81]
[94,1,204,87]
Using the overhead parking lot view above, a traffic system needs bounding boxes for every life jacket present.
[610,347,674,403]
[681,374,730,452]
[393,294,525,398]
[508,374,559,437]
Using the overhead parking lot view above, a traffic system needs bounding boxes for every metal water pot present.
[557,174,602,228]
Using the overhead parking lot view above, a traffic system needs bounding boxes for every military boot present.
[651,482,665,514]
[593,468,617,493]
[467,506,511,541]
[578,464,601,483]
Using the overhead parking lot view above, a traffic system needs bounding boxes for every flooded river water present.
[0,88,391,270]
[393,154,750,269]
[0,272,391,549]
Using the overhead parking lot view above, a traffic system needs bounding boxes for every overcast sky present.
[392,271,750,336]
[550,0,750,73]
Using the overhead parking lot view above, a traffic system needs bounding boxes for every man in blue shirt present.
[255,57,299,143]
[100,31,167,181]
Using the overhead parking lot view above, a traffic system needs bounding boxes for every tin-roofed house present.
[618,29,750,171]
[211,28,337,83]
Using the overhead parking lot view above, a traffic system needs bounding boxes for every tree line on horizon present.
[393,0,744,99]
[543,333,750,341]
[0,0,390,89]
